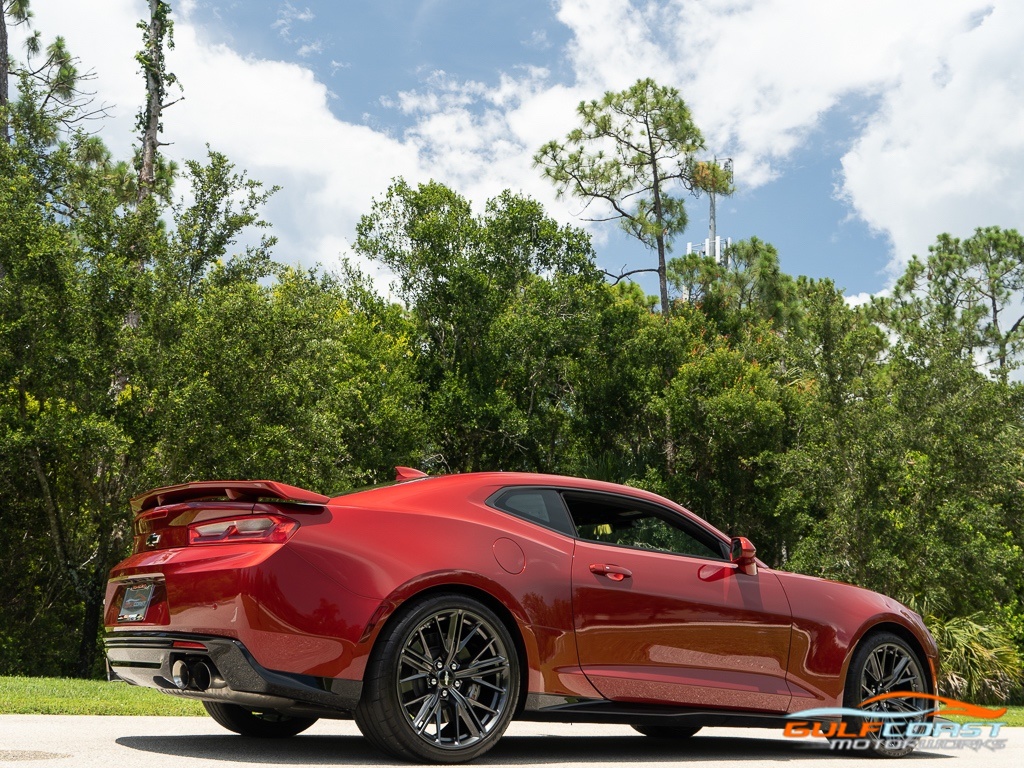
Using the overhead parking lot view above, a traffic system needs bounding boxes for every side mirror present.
[730,536,758,576]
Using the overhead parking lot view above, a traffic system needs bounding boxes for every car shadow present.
[115,732,957,764]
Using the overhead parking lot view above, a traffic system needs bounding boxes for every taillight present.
[187,514,298,545]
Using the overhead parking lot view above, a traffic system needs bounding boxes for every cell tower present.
[687,157,733,266]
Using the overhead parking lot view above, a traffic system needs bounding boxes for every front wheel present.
[202,701,318,738]
[842,632,930,758]
[356,593,520,763]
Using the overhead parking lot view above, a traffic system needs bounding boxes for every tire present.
[356,593,520,763]
[202,701,318,738]
[631,725,701,739]
[841,631,929,758]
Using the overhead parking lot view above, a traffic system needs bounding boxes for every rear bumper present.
[104,632,361,718]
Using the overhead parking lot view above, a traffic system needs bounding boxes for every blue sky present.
[13,1,1024,302]
[189,2,576,124]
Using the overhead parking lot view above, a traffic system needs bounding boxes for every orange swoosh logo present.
[860,692,1006,719]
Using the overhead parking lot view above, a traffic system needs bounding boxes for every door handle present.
[589,563,632,581]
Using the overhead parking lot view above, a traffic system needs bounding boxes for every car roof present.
[331,471,666,503]
[329,471,731,542]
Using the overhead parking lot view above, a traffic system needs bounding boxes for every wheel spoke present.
[433,615,446,653]
[886,657,915,689]
[462,694,498,716]
[456,620,482,654]
[411,693,441,734]
[865,650,884,685]
[443,610,464,665]
[470,637,497,665]
[401,646,435,674]
[417,628,434,661]
[451,689,485,737]
[469,676,505,693]
[455,655,508,679]
[886,696,920,713]
[405,691,433,707]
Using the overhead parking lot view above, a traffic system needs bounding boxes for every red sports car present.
[104,470,937,762]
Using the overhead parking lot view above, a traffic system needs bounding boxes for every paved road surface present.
[0,716,1019,767]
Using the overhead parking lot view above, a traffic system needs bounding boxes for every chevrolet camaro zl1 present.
[104,469,937,762]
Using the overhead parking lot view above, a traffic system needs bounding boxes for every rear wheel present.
[632,725,701,739]
[202,701,318,738]
[356,593,520,763]
[842,632,929,757]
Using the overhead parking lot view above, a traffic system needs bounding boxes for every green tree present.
[2,2,93,141]
[142,268,424,492]
[784,278,885,411]
[668,237,797,332]
[0,60,140,670]
[786,347,1024,615]
[874,227,1024,379]
[661,337,807,563]
[135,0,179,202]
[535,78,728,314]
[1,1,33,140]
[355,178,604,472]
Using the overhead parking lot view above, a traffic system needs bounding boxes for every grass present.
[1,675,1023,725]
[943,704,1024,727]
[0,676,204,716]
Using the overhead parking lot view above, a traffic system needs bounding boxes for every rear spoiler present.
[130,481,331,514]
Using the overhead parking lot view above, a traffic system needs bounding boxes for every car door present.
[565,490,794,712]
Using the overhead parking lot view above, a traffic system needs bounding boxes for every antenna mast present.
[687,158,734,265]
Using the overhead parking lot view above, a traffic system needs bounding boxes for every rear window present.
[487,488,576,536]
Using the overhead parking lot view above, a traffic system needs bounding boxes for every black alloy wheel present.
[356,593,520,763]
[843,632,930,757]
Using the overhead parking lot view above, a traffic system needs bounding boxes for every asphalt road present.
[0,716,1019,767]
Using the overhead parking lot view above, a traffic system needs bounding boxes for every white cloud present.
[523,29,552,50]
[844,289,887,310]
[272,2,315,39]
[840,2,1024,269]
[272,1,322,62]
[388,68,588,232]
[296,40,323,58]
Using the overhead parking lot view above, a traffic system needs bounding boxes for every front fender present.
[776,570,937,709]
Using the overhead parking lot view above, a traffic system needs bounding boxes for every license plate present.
[118,583,155,623]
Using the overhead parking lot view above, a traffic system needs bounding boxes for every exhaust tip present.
[171,659,191,690]
[190,660,213,691]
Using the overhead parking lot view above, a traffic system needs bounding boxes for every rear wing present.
[130,480,331,514]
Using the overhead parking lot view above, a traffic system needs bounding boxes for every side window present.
[562,492,727,560]
[488,488,576,536]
